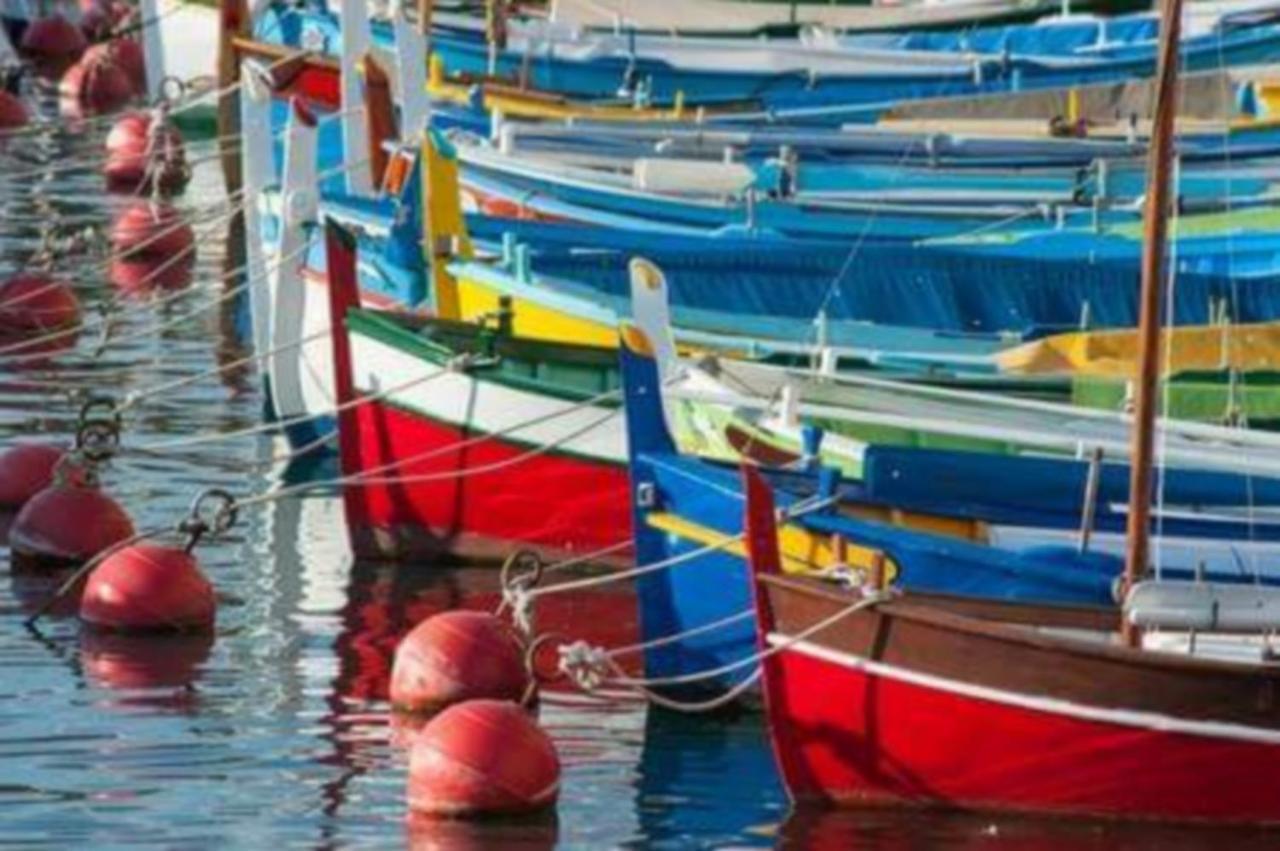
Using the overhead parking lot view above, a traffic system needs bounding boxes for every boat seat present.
[1125,580,1280,632]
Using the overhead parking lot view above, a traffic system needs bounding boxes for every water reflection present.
[634,707,784,849]
[779,807,1280,850]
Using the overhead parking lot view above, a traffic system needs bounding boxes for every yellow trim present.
[421,132,473,319]
[645,511,901,583]
[996,321,1280,377]
[453,273,619,347]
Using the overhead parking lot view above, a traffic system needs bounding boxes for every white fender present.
[138,0,166,102]
[339,0,373,196]
[268,99,322,437]
[240,61,277,368]
[391,0,429,140]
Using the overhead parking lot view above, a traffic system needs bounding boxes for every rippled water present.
[2,96,1279,850]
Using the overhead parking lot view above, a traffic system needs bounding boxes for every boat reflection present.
[778,806,1280,850]
[636,707,784,848]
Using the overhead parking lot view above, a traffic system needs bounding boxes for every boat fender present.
[1126,581,1280,632]
[632,158,754,196]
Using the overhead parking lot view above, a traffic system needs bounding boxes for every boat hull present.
[762,630,1280,823]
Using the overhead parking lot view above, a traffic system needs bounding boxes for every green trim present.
[346,308,624,406]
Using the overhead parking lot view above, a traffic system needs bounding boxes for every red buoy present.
[0,443,69,508]
[110,200,195,262]
[19,15,88,79]
[109,257,194,297]
[108,37,147,96]
[407,699,560,818]
[0,90,29,131]
[0,273,82,340]
[80,543,215,632]
[105,111,189,194]
[390,611,530,715]
[59,43,134,117]
[9,477,134,570]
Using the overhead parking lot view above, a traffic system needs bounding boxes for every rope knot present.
[557,640,611,692]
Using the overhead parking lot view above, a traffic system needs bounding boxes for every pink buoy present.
[9,475,134,570]
[20,15,88,79]
[104,111,189,194]
[110,200,195,262]
[0,90,29,131]
[59,43,134,117]
[0,443,70,509]
[80,543,215,632]
[407,699,560,818]
[390,611,530,715]
[0,273,82,340]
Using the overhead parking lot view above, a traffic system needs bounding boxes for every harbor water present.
[2,98,1280,850]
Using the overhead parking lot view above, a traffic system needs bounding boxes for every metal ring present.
[187,488,239,536]
[500,548,544,593]
[523,631,567,686]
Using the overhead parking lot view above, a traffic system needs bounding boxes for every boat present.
[743,0,1280,823]
[322,217,633,565]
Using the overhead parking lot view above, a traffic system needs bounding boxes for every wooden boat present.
[322,218,633,565]
[256,1,1280,117]
[745,0,1280,823]
[743,463,1280,821]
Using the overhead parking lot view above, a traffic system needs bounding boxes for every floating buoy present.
[110,200,195,262]
[390,611,530,715]
[0,443,69,509]
[104,111,189,194]
[0,90,29,131]
[106,36,146,96]
[407,699,560,818]
[81,630,214,690]
[80,543,215,632]
[19,15,88,78]
[9,475,134,570]
[0,273,82,340]
[109,257,193,297]
[59,43,134,117]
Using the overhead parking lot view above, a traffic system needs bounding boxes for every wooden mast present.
[1122,0,1182,643]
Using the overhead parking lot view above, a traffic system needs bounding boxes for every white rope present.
[558,589,891,713]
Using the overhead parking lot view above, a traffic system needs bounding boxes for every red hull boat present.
[743,466,1280,825]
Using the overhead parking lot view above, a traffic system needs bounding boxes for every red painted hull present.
[764,643,1280,823]
[342,397,632,565]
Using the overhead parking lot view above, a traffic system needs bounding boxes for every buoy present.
[0,273,82,340]
[407,699,560,818]
[81,630,214,690]
[110,200,195,262]
[109,257,193,297]
[107,36,146,96]
[0,443,70,508]
[19,15,88,78]
[80,543,215,632]
[390,611,530,715]
[0,90,29,131]
[9,475,134,570]
[59,43,134,117]
[104,111,189,194]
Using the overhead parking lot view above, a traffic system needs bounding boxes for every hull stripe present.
[767,632,1280,745]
